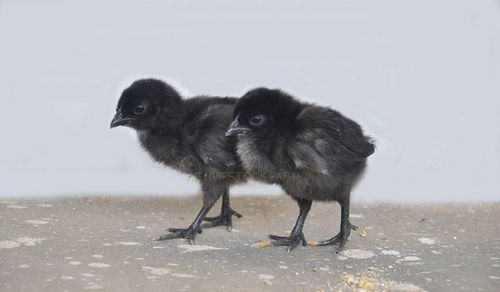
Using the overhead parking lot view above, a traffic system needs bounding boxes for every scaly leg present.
[155,206,209,244]
[316,196,356,252]
[202,189,242,231]
[155,183,230,244]
[269,198,312,252]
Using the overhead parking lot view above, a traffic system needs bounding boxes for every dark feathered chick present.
[226,88,375,252]
[111,79,246,243]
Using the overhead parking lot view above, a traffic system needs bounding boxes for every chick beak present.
[225,119,251,137]
[110,110,128,128]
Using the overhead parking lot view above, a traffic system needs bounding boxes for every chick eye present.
[249,114,265,127]
[133,104,146,115]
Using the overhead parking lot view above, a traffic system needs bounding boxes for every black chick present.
[226,88,375,252]
[111,79,246,243]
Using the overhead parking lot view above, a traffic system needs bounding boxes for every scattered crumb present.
[359,230,368,237]
[341,273,424,291]
[254,240,272,248]
[308,241,318,247]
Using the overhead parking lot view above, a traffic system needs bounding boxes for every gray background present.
[0,0,498,201]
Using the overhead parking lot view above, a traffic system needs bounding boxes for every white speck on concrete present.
[350,213,363,218]
[61,276,74,280]
[81,273,95,278]
[88,263,110,268]
[171,273,207,279]
[489,276,499,279]
[70,261,82,266]
[141,266,170,276]
[0,240,21,249]
[342,249,375,259]
[177,244,228,253]
[16,237,45,247]
[101,243,112,246]
[135,226,146,229]
[403,256,421,261]
[92,254,103,259]
[36,204,53,208]
[381,250,400,256]
[0,237,45,249]
[418,237,435,245]
[25,219,49,225]
[18,264,30,268]
[84,282,103,290]
[64,257,73,260]
[392,283,424,291]
[167,263,179,266]
[258,274,275,280]
[6,205,28,209]
[258,274,275,285]
[114,241,141,246]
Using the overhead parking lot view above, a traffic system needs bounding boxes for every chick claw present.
[269,233,307,252]
[315,223,357,253]
[202,208,242,231]
[155,227,202,243]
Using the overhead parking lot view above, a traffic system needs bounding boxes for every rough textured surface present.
[1,196,499,291]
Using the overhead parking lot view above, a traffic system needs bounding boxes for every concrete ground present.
[0,196,499,291]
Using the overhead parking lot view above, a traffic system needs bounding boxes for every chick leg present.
[269,198,312,252]
[316,196,357,252]
[202,189,242,231]
[155,206,210,244]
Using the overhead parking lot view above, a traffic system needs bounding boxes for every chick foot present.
[269,233,307,252]
[202,208,242,231]
[315,223,357,252]
[155,226,202,244]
